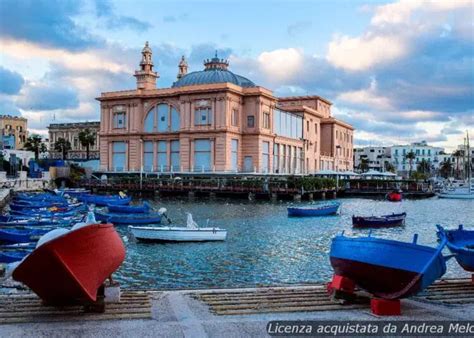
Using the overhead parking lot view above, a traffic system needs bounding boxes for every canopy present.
[314,170,339,175]
[360,169,386,176]
[338,171,360,176]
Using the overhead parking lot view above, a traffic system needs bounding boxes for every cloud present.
[257,48,304,83]
[0,0,100,51]
[287,21,312,36]
[337,78,392,110]
[95,0,152,31]
[0,66,24,95]
[0,97,21,115]
[17,83,79,111]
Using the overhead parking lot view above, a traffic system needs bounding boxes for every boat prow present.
[12,223,125,305]
[437,224,474,272]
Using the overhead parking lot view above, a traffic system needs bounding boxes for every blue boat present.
[9,202,81,211]
[94,211,161,225]
[437,225,474,272]
[288,202,340,217]
[330,232,448,299]
[78,194,131,207]
[9,207,84,218]
[0,228,49,243]
[0,218,72,227]
[0,250,31,263]
[15,193,65,202]
[107,202,150,214]
[352,212,406,228]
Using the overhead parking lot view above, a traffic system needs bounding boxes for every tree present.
[24,134,47,160]
[359,158,369,172]
[452,150,464,179]
[384,161,396,173]
[54,138,71,160]
[405,151,416,178]
[417,159,431,175]
[439,159,453,178]
[78,128,96,160]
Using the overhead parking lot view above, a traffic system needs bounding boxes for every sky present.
[0,0,472,151]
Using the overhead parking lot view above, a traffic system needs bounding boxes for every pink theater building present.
[97,42,354,174]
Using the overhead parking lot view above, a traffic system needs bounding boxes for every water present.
[114,197,474,290]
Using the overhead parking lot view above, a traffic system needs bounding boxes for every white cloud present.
[257,48,304,82]
[337,78,393,110]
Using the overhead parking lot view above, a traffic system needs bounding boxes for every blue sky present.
[0,0,472,150]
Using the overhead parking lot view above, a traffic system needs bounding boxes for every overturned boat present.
[437,224,474,272]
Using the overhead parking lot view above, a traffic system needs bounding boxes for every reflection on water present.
[115,197,474,290]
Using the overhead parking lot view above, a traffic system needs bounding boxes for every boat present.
[386,190,402,202]
[352,212,406,228]
[437,225,474,272]
[78,193,131,207]
[0,228,49,243]
[107,202,150,214]
[9,202,82,211]
[287,202,340,217]
[0,250,31,263]
[9,208,84,218]
[438,179,474,199]
[329,232,448,299]
[12,222,125,305]
[94,210,162,225]
[0,218,72,227]
[129,213,227,242]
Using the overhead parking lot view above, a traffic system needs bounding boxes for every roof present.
[172,69,256,88]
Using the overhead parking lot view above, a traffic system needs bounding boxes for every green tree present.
[417,159,431,175]
[452,150,464,179]
[384,161,396,173]
[405,151,416,178]
[23,134,47,160]
[439,159,453,178]
[359,158,369,172]
[54,138,71,160]
[78,128,96,160]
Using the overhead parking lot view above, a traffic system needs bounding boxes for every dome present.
[172,69,256,88]
[172,53,256,88]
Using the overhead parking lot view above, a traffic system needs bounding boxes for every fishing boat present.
[0,218,72,227]
[129,213,227,242]
[386,190,402,202]
[9,202,82,211]
[329,232,448,299]
[78,193,131,207]
[0,228,49,243]
[9,207,84,218]
[94,210,162,225]
[288,202,340,217]
[352,212,406,228]
[107,202,150,214]
[0,250,31,263]
[437,225,474,272]
[12,222,125,305]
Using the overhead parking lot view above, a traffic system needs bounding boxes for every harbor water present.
[116,197,474,290]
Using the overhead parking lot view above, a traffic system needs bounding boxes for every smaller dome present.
[142,41,152,54]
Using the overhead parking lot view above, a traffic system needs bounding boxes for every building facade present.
[48,122,100,159]
[0,115,28,150]
[353,146,391,172]
[390,141,445,176]
[98,43,354,174]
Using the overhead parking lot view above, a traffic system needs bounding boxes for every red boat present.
[13,223,125,305]
[387,190,402,202]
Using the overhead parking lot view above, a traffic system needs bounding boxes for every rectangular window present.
[170,140,180,171]
[247,115,255,128]
[231,139,238,171]
[143,141,153,172]
[157,141,167,172]
[112,142,126,171]
[274,110,281,134]
[262,141,270,173]
[194,139,211,171]
[263,112,270,129]
[113,112,126,129]
[307,121,309,132]
[273,143,279,173]
[231,109,238,127]
[195,107,212,125]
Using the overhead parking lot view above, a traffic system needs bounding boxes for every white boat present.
[438,179,474,199]
[128,213,227,242]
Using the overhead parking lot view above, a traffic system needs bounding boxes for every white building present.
[353,146,391,172]
[390,141,445,176]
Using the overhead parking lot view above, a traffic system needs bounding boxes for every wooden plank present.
[0,312,151,324]
[196,292,330,303]
[198,295,332,306]
[213,304,365,316]
[209,299,346,311]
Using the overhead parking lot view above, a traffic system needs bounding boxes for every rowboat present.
[107,202,150,214]
[0,250,31,263]
[13,223,125,305]
[94,210,162,225]
[78,193,131,207]
[330,232,448,299]
[437,225,474,272]
[386,190,402,202]
[0,228,49,243]
[0,219,72,227]
[288,202,340,217]
[9,202,82,211]
[129,213,227,242]
[352,212,406,228]
[9,208,83,218]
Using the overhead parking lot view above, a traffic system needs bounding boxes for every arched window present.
[144,103,180,133]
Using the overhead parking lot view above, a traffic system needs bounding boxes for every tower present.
[177,55,188,80]
[134,41,159,90]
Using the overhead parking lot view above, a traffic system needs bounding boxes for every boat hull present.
[0,250,30,263]
[288,203,340,217]
[387,192,402,202]
[330,235,447,299]
[437,225,474,272]
[95,211,161,225]
[107,203,150,213]
[438,193,474,199]
[129,226,227,242]
[13,223,125,305]
[352,213,406,228]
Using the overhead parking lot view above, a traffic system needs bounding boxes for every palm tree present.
[24,134,47,160]
[405,151,416,178]
[384,161,396,173]
[417,159,431,175]
[452,150,464,179]
[359,158,369,172]
[54,138,71,160]
[78,128,96,160]
[439,159,453,178]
